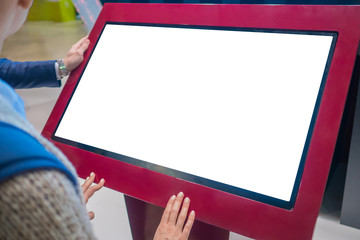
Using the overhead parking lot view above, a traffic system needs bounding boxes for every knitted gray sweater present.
[0,92,96,239]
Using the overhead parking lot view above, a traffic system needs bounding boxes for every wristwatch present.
[56,59,70,78]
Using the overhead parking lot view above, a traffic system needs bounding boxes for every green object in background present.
[28,0,76,22]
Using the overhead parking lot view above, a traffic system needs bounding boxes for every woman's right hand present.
[153,192,195,240]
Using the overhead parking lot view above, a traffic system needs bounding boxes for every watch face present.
[58,59,70,77]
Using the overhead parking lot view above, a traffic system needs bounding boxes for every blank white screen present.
[55,24,333,202]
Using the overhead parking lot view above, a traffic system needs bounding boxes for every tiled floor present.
[2,20,360,240]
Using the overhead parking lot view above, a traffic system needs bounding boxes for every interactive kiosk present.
[42,4,360,239]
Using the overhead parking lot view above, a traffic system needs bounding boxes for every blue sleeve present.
[0,58,61,89]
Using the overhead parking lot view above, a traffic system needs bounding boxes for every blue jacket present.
[0,79,76,188]
[0,58,61,89]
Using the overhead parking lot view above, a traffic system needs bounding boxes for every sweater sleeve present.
[0,58,61,89]
[0,170,97,240]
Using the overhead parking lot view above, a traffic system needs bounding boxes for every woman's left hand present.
[81,172,105,220]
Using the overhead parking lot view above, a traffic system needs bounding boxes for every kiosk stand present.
[42,4,360,239]
[341,50,360,229]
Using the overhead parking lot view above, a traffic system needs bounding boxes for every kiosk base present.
[124,195,230,240]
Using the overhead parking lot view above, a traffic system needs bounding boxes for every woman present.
[0,1,194,239]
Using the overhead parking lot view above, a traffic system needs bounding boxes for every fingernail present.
[178,192,184,197]
[171,195,176,200]
[184,197,190,203]
[100,178,105,183]
[90,172,94,177]
[86,177,89,180]
[190,210,195,216]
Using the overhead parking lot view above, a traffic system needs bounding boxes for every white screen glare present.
[55,24,333,202]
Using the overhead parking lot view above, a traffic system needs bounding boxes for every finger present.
[81,36,89,41]
[182,210,195,238]
[73,36,89,50]
[81,172,95,192]
[176,197,190,230]
[83,178,105,202]
[84,178,105,196]
[88,211,95,220]
[168,192,184,224]
[77,38,90,55]
[159,194,176,225]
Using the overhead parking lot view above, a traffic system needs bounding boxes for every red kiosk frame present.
[42,4,360,240]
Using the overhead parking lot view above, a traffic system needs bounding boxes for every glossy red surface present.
[42,4,360,239]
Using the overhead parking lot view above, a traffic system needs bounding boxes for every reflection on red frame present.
[42,4,360,240]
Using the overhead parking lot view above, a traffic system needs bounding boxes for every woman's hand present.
[81,172,105,220]
[154,192,195,240]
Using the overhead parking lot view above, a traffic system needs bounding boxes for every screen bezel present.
[42,4,360,239]
[52,22,337,210]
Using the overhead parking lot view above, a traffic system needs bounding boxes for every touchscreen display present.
[53,23,336,209]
